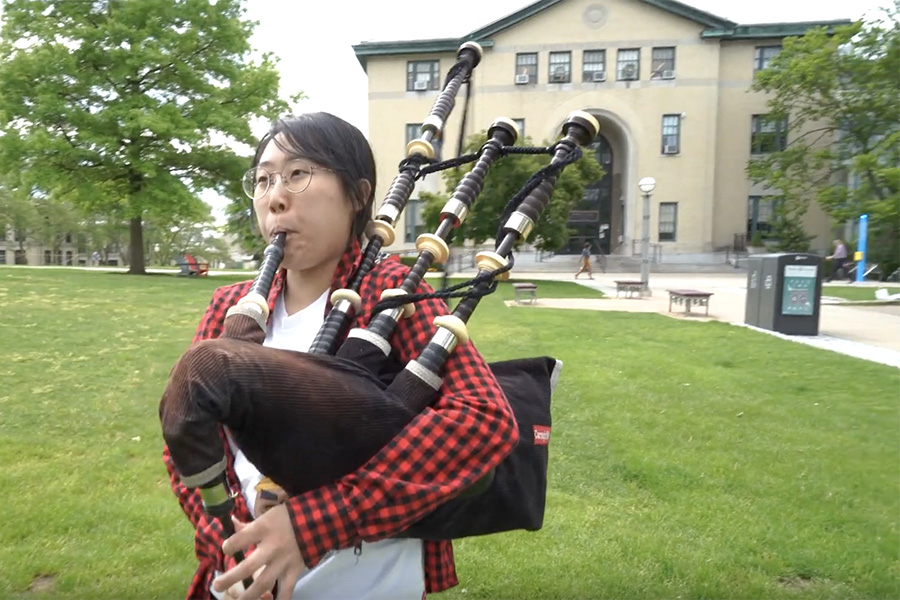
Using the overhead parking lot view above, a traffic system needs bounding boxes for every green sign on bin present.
[781,265,817,315]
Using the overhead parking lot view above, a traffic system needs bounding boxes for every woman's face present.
[253,135,355,273]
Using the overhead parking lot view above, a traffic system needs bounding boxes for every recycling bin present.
[745,253,822,335]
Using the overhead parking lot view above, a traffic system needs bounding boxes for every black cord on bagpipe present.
[371,141,583,316]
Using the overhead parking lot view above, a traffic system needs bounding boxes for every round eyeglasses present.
[241,163,334,200]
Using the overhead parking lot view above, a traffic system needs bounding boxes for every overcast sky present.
[241,0,891,138]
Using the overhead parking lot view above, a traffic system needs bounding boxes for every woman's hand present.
[221,566,272,600]
[213,506,308,600]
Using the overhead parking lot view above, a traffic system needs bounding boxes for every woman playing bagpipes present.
[162,111,519,599]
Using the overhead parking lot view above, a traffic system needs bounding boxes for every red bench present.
[177,254,209,277]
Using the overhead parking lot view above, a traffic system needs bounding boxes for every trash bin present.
[744,253,822,335]
[744,255,765,327]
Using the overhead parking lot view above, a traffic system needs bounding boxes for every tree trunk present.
[128,216,146,274]
[16,232,27,264]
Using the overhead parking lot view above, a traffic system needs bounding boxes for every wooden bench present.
[512,282,538,305]
[614,280,645,298]
[667,289,714,315]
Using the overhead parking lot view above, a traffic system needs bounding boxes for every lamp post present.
[638,177,656,295]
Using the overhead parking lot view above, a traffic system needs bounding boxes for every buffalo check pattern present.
[163,239,518,598]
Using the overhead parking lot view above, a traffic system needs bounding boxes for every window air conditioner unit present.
[591,71,607,82]
[621,64,637,80]
[550,67,568,82]
[662,69,676,79]
[413,80,428,91]
[663,144,678,155]
[515,73,530,85]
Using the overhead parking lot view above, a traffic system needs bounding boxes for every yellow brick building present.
[352,0,849,257]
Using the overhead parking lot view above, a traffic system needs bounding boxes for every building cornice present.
[700,20,852,40]
[351,38,493,59]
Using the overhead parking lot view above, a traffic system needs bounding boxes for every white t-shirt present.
[218,290,425,600]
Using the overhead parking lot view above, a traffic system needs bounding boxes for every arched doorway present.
[564,134,615,254]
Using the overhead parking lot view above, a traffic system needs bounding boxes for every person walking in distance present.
[826,239,850,282]
[575,242,593,279]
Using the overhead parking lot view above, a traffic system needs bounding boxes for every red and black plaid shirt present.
[163,239,518,598]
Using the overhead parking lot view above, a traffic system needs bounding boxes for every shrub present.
[396,254,443,272]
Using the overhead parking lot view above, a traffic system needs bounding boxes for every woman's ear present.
[356,179,372,208]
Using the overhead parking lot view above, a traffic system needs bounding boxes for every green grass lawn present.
[0,266,897,599]
[823,285,900,302]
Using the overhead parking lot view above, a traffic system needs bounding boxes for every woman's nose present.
[267,177,288,213]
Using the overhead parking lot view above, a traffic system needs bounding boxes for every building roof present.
[351,0,852,70]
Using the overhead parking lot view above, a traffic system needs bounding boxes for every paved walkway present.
[464,270,900,369]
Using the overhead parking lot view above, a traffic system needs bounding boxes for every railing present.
[724,247,748,268]
[630,240,663,263]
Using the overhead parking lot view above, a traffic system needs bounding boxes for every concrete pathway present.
[479,270,900,369]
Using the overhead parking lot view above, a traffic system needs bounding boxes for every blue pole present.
[856,214,868,282]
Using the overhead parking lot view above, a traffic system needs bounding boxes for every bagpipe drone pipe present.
[159,40,600,550]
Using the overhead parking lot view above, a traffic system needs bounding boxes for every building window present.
[661,114,681,154]
[407,60,440,91]
[751,114,787,154]
[513,118,525,140]
[515,52,538,84]
[582,50,607,82]
[650,47,675,79]
[748,196,779,236]
[406,123,442,157]
[548,51,571,83]
[658,203,677,241]
[754,46,781,73]
[616,48,640,81]
[405,198,427,243]
[0,249,5,264]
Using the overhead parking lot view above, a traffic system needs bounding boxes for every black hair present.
[251,112,376,241]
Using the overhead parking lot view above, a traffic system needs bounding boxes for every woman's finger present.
[222,517,261,557]
[213,551,264,595]
[238,565,278,600]
[224,565,271,600]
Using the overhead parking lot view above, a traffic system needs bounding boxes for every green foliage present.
[225,196,263,259]
[769,203,814,252]
[747,11,899,258]
[750,230,765,247]
[0,0,296,274]
[0,177,39,262]
[421,132,604,252]
[142,215,229,266]
[866,223,899,281]
[395,253,444,272]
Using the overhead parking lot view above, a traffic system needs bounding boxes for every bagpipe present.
[159,40,599,562]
